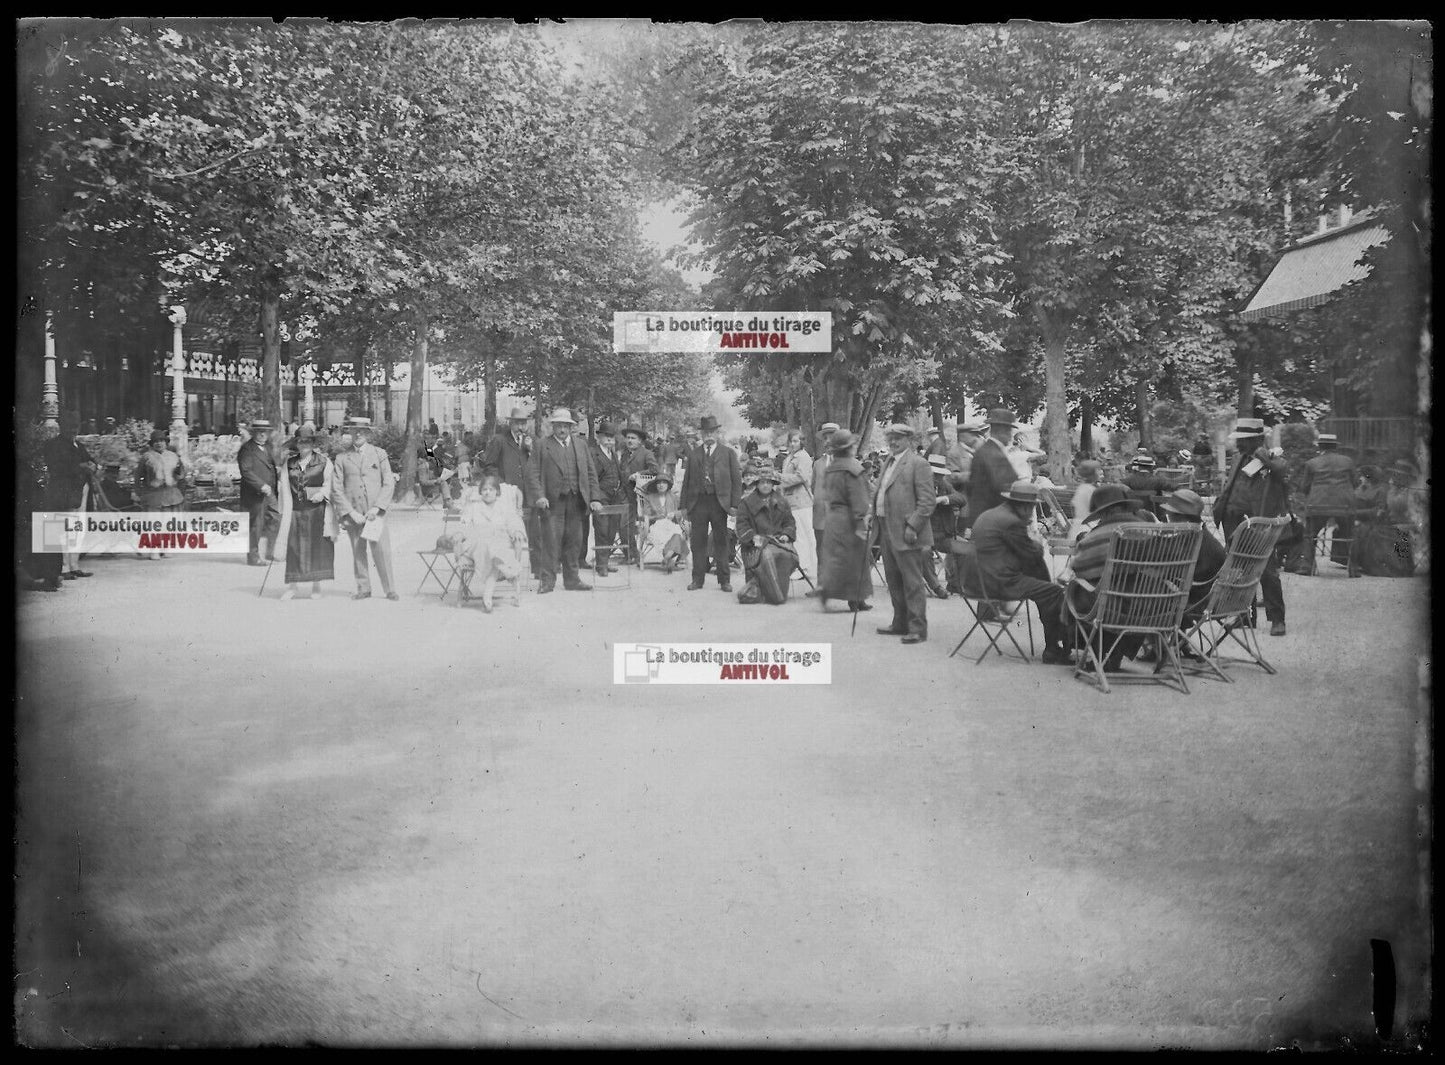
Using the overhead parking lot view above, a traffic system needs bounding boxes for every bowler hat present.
[547,408,577,424]
[829,429,858,453]
[1083,483,1135,523]
[620,424,648,441]
[1227,417,1267,439]
[698,414,721,432]
[985,408,1021,428]
[883,423,916,438]
[1000,480,1042,505]
[595,419,617,436]
[1160,488,1205,518]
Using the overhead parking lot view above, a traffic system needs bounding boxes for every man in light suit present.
[680,414,742,592]
[806,421,840,597]
[871,423,937,644]
[330,417,398,600]
[524,408,603,593]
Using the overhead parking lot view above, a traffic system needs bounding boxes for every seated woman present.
[638,473,689,573]
[734,467,797,604]
[1354,461,1420,577]
[453,473,528,610]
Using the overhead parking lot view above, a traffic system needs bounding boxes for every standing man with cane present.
[237,419,280,566]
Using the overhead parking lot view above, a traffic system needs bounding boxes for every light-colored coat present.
[330,443,395,519]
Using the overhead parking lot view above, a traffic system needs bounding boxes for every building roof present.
[1239,209,1392,322]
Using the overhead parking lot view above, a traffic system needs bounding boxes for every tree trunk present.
[1135,378,1152,451]
[1035,306,1072,482]
[1079,393,1093,456]
[532,362,543,438]
[401,300,428,498]
[382,352,394,424]
[929,395,944,437]
[259,285,283,460]
[1236,347,1255,419]
[483,339,498,438]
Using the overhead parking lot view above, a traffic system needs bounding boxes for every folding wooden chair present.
[948,540,1036,664]
[414,509,462,596]
[590,502,634,589]
[1180,516,1289,680]
[1066,523,1202,694]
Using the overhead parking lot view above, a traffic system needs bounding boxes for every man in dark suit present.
[870,424,937,644]
[524,408,603,593]
[680,414,742,592]
[588,420,626,575]
[1160,488,1227,622]
[967,408,1022,530]
[1212,417,1290,636]
[237,419,280,566]
[483,406,536,576]
[618,424,658,562]
[972,481,1072,663]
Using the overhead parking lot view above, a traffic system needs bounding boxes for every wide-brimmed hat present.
[547,408,577,424]
[1000,480,1042,505]
[249,419,274,431]
[1227,417,1267,439]
[1160,488,1205,518]
[1317,433,1338,446]
[752,467,781,484]
[985,408,1021,428]
[819,421,840,435]
[646,473,673,492]
[698,414,721,432]
[148,429,168,444]
[1083,483,1135,523]
[927,454,950,472]
[620,424,648,441]
[829,429,858,453]
[883,423,916,438]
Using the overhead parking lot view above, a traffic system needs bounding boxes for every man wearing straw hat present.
[968,408,1025,529]
[871,423,936,644]
[525,408,604,593]
[1290,431,1356,574]
[331,417,399,600]
[237,419,281,566]
[1212,416,1290,636]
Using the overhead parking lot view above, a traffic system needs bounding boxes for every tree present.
[673,24,1011,442]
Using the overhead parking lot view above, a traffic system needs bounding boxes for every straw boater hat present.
[250,419,274,431]
[1317,433,1338,447]
[883,423,916,438]
[985,408,1022,428]
[1160,488,1205,518]
[344,416,371,429]
[1000,480,1043,506]
[819,421,840,435]
[1227,417,1267,440]
[829,429,858,453]
[1130,454,1156,469]
[960,422,988,436]
[927,454,950,473]
[547,408,577,424]
[1083,483,1135,523]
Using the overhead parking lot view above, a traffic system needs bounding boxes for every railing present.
[1317,417,1419,455]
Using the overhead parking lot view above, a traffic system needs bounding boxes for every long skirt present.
[455,528,521,581]
[640,516,688,567]
[818,514,872,603]
[739,542,796,604]
[285,503,335,582]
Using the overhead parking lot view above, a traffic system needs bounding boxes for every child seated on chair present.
[453,473,527,610]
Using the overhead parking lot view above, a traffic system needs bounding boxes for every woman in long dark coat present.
[282,427,337,599]
[817,430,872,611]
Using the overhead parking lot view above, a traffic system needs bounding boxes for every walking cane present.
[258,559,274,597]
[765,535,815,593]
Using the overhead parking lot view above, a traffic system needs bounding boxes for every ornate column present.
[167,305,188,453]
[302,359,316,430]
[41,312,60,428]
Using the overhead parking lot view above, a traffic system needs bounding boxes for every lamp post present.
[42,312,60,429]
[167,305,188,454]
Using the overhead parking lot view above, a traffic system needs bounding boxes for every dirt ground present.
[13,507,1432,1048]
